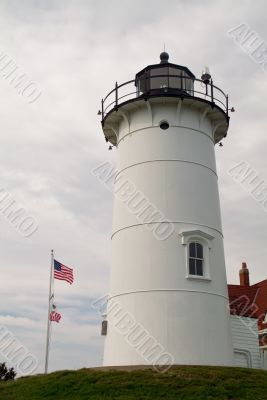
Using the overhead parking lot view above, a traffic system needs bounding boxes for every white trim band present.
[108,288,229,301]
[115,159,218,181]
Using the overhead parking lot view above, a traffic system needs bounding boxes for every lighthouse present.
[99,52,234,367]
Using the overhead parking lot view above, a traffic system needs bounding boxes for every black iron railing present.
[101,75,229,122]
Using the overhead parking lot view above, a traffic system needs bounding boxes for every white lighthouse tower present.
[100,52,234,367]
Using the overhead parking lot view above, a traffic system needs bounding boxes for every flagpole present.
[44,249,54,374]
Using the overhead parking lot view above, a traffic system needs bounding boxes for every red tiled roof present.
[228,285,259,318]
[228,279,267,329]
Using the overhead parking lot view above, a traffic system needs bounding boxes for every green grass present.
[1,366,267,400]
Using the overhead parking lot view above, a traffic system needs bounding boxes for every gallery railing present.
[100,74,229,123]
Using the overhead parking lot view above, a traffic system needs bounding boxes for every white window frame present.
[179,229,214,281]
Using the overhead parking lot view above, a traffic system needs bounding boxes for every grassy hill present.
[1,366,267,400]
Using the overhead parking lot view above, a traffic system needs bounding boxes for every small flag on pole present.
[50,310,61,323]
[54,259,74,285]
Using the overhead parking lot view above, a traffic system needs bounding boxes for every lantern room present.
[135,52,195,96]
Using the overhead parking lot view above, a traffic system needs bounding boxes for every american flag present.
[54,259,74,284]
[50,310,61,323]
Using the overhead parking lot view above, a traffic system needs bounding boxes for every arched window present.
[189,242,204,276]
[180,230,213,280]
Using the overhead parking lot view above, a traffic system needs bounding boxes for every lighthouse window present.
[189,242,204,276]
[180,230,213,281]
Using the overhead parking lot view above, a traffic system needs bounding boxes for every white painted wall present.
[103,97,234,367]
[260,348,267,370]
[231,315,261,369]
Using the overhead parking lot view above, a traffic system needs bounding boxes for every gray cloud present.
[0,0,266,374]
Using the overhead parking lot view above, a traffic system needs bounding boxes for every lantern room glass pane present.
[150,67,168,90]
[137,74,147,94]
[169,67,182,89]
[184,72,193,93]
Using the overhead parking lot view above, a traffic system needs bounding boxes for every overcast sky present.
[0,0,266,375]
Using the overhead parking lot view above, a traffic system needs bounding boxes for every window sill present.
[186,275,211,282]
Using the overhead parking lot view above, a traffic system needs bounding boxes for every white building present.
[99,53,234,368]
[228,263,267,369]
[230,315,261,368]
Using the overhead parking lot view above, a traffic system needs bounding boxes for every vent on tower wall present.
[159,121,169,130]
[101,320,108,336]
